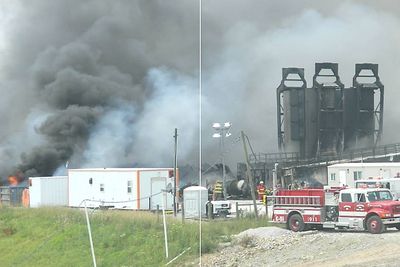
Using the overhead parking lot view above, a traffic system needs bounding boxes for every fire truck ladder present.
[270,195,322,206]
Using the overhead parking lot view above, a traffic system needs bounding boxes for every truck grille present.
[393,206,400,214]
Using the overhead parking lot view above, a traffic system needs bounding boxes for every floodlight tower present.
[212,122,232,200]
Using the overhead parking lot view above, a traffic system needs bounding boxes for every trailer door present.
[150,177,167,210]
[339,170,347,186]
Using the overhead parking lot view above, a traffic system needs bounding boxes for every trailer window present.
[330,173,336,181]
[341,193,352,202]
[100,183,105,192]
[127,181,133,193]
[355,193,366,203]
[353,171,362,181]
[385,182,391,189]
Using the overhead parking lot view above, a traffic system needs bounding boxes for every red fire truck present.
[272,187,400,234]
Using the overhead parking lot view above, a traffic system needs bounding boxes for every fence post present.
[265,197,268,219]
[157,205,160,223]
[149,197,151,211]
[236,202,239,219]
[207,202,213,220]
[181,203,185,223]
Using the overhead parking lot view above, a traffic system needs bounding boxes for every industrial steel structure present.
[313,63,344,158]
[277,63,384,160]
[344,64,384,149]
[240,63,387,187]
[277,68,308,158]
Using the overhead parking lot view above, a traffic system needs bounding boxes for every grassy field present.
[0,207,272,267]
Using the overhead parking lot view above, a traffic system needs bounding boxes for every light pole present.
[212,122,232,200]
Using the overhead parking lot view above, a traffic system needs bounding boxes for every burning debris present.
[6,171,24,186]
[7,176,19,186]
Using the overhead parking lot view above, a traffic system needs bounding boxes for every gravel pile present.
[235,227,290,239]
[200,228,400,267]
[203,227,304,267]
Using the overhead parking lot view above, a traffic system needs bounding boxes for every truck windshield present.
[367,191,393,202]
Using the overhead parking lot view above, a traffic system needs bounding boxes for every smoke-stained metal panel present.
[312,63,344,157]
[344,63,384,149]
[304,87,318,158]
[277,68,307,157]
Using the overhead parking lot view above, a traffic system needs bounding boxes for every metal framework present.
[276,68,307,155]
[313,63,345,157]
[352,63,384,147]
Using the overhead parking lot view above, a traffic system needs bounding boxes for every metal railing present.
[250,142,400,166]
[249,152,301,164]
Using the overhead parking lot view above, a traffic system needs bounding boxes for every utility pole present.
[221,131,227,201]
[173,128,178,217]
[241,131,258,219]
[273,163,278,196]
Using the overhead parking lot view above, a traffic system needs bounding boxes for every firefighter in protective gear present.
[213,180,223,201]
[256,181,266,201]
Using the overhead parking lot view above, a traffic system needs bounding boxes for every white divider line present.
[165,247,192,266]
[162,190,169,259]
[84,200,97,267]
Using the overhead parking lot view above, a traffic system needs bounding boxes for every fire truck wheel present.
[366,215,384,234]
[288,214,305,232]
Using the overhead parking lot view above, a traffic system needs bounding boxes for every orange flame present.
[8,176,19,186]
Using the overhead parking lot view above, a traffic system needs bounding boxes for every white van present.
[355,178,400,200]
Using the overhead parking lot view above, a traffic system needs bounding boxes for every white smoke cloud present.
[130,67,198,167]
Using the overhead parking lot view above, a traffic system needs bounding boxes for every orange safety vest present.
[257,185,266,195]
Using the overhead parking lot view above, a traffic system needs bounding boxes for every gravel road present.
[199,227,400,267]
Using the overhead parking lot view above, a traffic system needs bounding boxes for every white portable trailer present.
[68,168,178,210]
[328,163,400,187]
[29,176,68,208]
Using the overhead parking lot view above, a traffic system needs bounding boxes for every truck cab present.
[336,188,400,233]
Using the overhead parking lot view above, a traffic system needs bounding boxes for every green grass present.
[0,207,272,267]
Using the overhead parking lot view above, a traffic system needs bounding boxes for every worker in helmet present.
[256,181,266,201]
[213,180,223,201]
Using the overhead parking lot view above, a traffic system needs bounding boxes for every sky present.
[0,0,399,182]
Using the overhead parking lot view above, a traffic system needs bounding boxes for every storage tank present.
[29,176,68,208]
[183,186,208,219]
